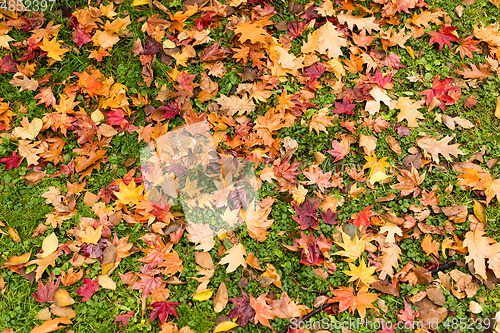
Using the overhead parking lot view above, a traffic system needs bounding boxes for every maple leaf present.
[320,208,338,225]
[149,301,181,325]
[352,206,377,228]
[35,87,57,107]
[326,137,350,162]
[301,21,348,59]
[395,97,425,127]
[397,301,418,323]
[114,311,135,329]
[228,290,256,327]
[343,260,377,288]
[302,166,333,193]
[40,36,69,61]
[250,293,276,332]
[76,277,100,302]
[463,228,500,280]
[421,234,440,256]
[32,274,61,303]
[391,167,425,197]
[335,231,365,262]
[72,27,92,47]
[309,108,333,135]
[416,135,464,163]
[333,98,356,114]
[428,26,460,51]
[292,200,319,230]
[0,153,22,172]
[113,179,144,206]
[456,35,480,59]
[330,286,378,318]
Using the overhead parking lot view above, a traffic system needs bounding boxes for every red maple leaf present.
[114,311,135,329]
[31,274,61,303]
[0,153,23,172]
[194,12,215,30]
[293,232,329,266]
[333,98,356,114]
[367,69,393,89]
[352,206,377,228]
[76,277,100,302]
[0,53,18,73]
[228,290,256,327]
[273,159,301,184]
[155,102,180,119]
[199,42,231,62]
[149,301,181,325]
[72,28,91,47]
[288,20,307,39]
[397,300,418,322]
[106,109,130,129]
[428,26,460,51]
[420,75,461,110]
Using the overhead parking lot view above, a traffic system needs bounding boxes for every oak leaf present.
[377,243,402,280]
[463,229,500,280]
[416,135,464,163]
[455,63,490,79]
[219,243,247,273]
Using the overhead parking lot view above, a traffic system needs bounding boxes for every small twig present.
[298,286,328,294]
[430,261,456,275]
[278,303,331,333]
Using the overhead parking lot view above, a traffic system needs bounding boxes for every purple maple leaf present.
[149,301,181,325]
[320,208,338,225]
[228,290,255,327]
[292,200,319,230]
[155,102,180,119]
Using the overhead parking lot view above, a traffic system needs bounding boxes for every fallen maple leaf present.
[114,311,135,329]
[149,301,181,325]
[391,167,425,197]
[249,293,275,332]
[330,285,378,318]
[228,290,255,327]
[76,277,100,302]
[40,36,69,61]
[428,26,460,51]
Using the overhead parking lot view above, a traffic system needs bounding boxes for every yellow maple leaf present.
[40,36,69,61]
[113,179,144,206]
[363,154,391,179]
[334,231,365,262]
[79,225,103,244]
[343,259,377,289]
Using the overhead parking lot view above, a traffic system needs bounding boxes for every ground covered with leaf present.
[1,0,500,332]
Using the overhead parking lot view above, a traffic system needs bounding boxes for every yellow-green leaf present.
[193,288,213,301]
[213,321,239,333]
[473,199,486,224]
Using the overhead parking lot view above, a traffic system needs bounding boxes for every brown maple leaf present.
[391,167,425,197]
